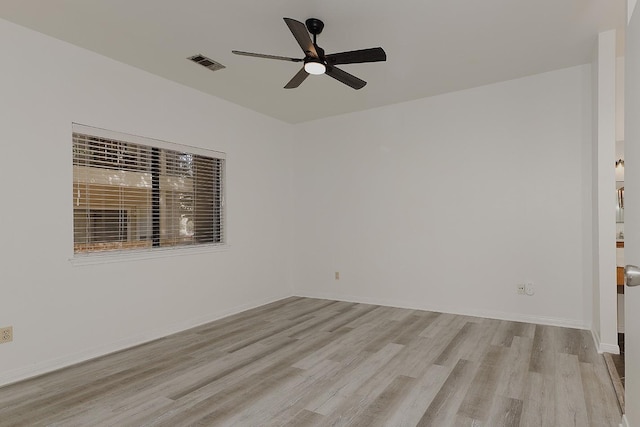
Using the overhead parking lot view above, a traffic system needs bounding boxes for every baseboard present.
[294,291,588,330]
[0,290,618,387]
[591,328,621,354]
[0,292,292,388]
[600,342,621,354]
[621,414,630,427]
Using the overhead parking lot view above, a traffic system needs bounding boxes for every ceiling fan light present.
[304,60,326,75]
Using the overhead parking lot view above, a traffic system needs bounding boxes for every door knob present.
[625,264,640,287]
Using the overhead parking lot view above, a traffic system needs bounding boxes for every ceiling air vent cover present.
[188,54,226,72]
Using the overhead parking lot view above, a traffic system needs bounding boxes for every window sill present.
[69,244,230,266]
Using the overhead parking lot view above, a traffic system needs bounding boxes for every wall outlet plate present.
[517,284,525,295]
[0,326,13,344]
[525,283,535,296]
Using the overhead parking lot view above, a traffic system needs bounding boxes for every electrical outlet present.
[517,284,525,295]
[335,272,340,280]
[525,283,535,296]
[0,326,13,344]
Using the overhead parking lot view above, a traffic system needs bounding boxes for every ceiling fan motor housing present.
[305,18,324,35]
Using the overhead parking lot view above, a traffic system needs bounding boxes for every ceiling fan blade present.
[232,51,302,62]
[325,66,367,90]
[284,67,309,89]
[326,47,387,65]
[283,18,318,58]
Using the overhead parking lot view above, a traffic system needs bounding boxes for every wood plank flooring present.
[0,297,622,426]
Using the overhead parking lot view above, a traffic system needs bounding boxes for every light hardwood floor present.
[0,297,622,426]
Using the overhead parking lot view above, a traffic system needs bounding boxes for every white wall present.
[0,19,294,386]
[592,30,620,353]
[292,65,594,328]
[617,57,626,142]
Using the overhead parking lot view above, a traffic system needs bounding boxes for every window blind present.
[72,125,225,254]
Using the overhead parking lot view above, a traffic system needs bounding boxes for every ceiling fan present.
[232,18,386,90]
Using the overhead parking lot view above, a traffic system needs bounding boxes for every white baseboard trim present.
[0,292,292,388]
[621,414,630,427]
[294,291,588,330]
[591,328,602,353]
[600,342,621,354]
[1,291,617,388]
[590,328,620,354]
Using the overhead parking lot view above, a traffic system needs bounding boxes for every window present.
[72,124,225,255]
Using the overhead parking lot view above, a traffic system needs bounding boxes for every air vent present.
[188,54,226,72]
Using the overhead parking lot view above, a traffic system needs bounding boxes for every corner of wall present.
[591,325,620,354]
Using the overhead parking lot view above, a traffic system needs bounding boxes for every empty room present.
[1,0,639,426]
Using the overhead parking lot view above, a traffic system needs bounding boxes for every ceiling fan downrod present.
[305,18,325,45]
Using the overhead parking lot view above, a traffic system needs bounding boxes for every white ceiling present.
[0,0,627,124]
